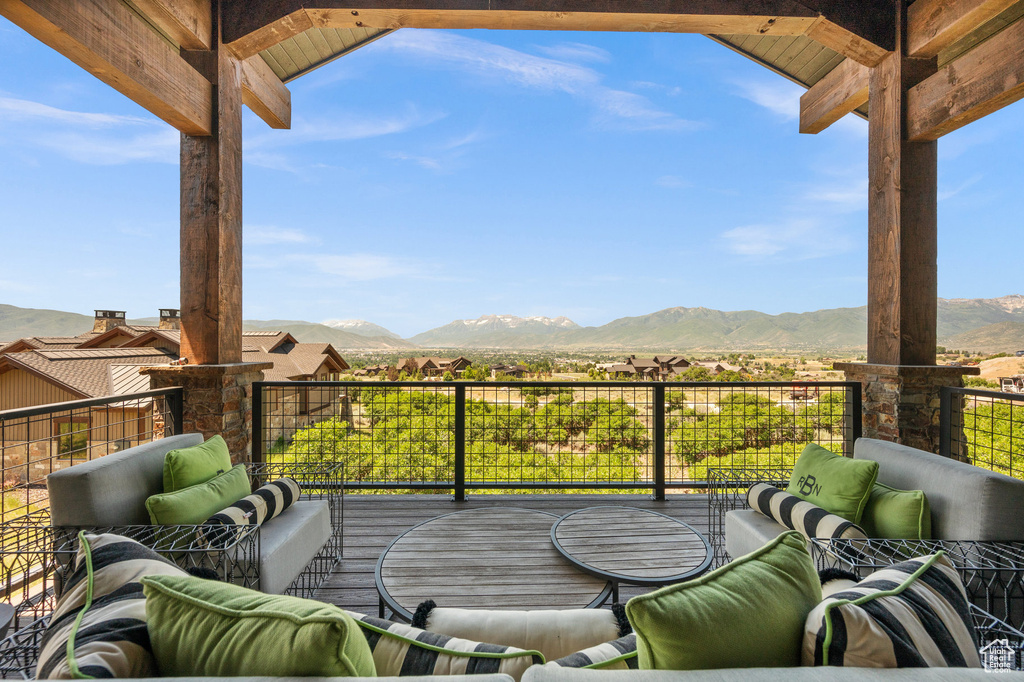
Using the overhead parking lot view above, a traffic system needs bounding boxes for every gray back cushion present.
[854,438,1024,541]
[47,433,205,527]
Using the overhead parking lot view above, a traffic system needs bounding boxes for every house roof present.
[0,347,174,398]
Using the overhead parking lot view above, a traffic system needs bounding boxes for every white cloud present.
[246,226,316,245]
[382,31,700,132]
[534,42,611,64]
[939,174,983,201]
[805,178,868,212]
[721,219,853,259]
[287,253,422,281]
[732,80,802,120]
[0,95,178,164]
[656,175,691,188]
[0,96,149,127]
[384,151,443,171]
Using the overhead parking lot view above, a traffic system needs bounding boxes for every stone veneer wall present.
[141,362,271,465]
[836,362,978,457]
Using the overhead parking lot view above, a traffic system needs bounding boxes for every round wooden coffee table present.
[376,507,612,620]
[551,506,713,601]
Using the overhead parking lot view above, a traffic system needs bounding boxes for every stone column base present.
[141,362,272,464]
[835,362,979,456]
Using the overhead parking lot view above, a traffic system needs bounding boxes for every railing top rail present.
[943,385,1024,402]
[254,380,861,389]
[0,386,184,421]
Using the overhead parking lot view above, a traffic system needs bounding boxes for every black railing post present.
[169,388,184,437]
[252,382,264,465]
[454,384,466,502]
[939,386,952,459]
[844,381,862,457]
[653,383,666,501]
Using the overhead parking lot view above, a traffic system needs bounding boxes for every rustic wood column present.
[180,0,243,365]
[867,0,938,366]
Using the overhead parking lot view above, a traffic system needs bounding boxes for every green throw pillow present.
[625,530,821,670]
[145,464,250,525]
[142,575,376,678]
[162,435,232,492]
[786,443,878,523]
[859,483,932,539]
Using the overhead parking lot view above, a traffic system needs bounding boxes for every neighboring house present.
[691,361,748,375]
[0,346,177,482]
[0,309,179,357]
[398,356,472,377]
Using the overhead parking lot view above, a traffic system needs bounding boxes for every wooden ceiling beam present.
[907,0,1019,59]
[799,56,869,133]
[221,0,887,59]
[241,55,291,129]
[907,16,1024,141]
[0,0,213,135]
[131,0,213,50]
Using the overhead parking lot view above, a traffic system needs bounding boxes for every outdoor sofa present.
[725,437,1024,561]
[45,433,341,595]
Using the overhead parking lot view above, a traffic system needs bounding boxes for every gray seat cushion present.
[724,509,787,561]
[249,500,332,594]
[855,438,1024,541]
[523,667,1023,682]
[46,433,204,526]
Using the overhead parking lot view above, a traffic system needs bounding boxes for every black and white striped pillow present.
[206,477,300,527]
[748,483,868,542]
[37,533,187,679]
[803,553,982,668]
[546,634,638,670]
[346,612,543,680]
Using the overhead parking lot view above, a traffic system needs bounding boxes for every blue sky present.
[1,22,1021,337]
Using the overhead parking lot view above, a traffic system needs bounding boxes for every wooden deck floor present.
[316,493,712,616]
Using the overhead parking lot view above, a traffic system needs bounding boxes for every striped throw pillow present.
[37,533,188,679]
[546,634,638,670]
[803,552,981,668]
[347,612,543,680]
[748,483,868,542]
[206,477,300,527]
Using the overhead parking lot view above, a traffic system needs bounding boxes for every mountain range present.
[1,296,1022,352]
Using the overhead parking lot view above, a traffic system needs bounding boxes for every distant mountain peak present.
[457,314,579,329]
[321,318,400,339]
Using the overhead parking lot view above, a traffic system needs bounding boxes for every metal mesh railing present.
[0,388,183,524]
[255,380,859,497]
[941,386,1024,479]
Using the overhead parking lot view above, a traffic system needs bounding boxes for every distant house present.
[691,361,748,375]
[607,356,692,381]
[490,364,528,378]
[398,356,472,377]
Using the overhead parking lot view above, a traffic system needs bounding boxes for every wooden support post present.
[867,0,938,366]
[180,1,243,365]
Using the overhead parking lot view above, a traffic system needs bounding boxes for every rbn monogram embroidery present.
[796,474,822,497]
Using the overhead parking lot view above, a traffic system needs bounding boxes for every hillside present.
[243,320,415,349]
[322,319,401,339]
[408,296,1024,350]
[0,305,415,350]
[942,321,1024,354]
[3,295,1022,352]
[410,315,579,347]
